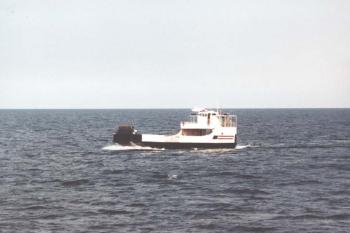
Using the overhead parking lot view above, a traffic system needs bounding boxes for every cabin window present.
[190,115,197,123]
[182,129,212,136]
[220,116,236,127]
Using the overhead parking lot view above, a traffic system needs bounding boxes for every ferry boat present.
[113,108,237,149]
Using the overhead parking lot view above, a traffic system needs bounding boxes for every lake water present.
[0,109,349,232]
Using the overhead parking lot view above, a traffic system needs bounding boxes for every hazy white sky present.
[1,0,349,108]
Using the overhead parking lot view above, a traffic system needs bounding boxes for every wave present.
[236,144,252,150]
[191,144,252,152]
[256,142,350,150]
[167,174,178,180]
[61,179,90,187]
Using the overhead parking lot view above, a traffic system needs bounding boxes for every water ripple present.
[0,109,349,232]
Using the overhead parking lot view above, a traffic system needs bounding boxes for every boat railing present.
[182,114,237,128]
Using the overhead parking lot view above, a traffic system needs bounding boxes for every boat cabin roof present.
[191,108,231,116]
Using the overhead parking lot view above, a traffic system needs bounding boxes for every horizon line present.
[0,107,349,110]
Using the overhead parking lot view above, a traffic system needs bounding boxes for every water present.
[0,109,349,232]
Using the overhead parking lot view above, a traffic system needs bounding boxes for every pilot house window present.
[220,116,235,127]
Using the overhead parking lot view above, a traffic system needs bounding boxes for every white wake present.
[235,144,252,150]
[102,144,251,152]
[102,144,164,151]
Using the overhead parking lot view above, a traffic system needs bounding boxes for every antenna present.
[216,99,220,114]
[216,100,219,113]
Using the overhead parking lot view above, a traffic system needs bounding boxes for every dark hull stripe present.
[140,142,237,149]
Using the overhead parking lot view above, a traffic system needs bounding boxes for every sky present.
[0,0,349,108]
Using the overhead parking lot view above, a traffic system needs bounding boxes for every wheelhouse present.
[180,108,237,131]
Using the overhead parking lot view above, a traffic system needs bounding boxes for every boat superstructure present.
[113,108,237,149]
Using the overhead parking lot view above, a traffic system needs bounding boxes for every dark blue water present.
[0,109,349,232]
